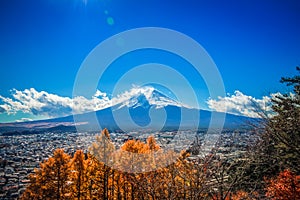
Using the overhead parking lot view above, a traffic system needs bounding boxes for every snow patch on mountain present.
[0,86,191,121]
[112,86,190,109]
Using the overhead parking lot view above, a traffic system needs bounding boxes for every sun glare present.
[82,0,88,6]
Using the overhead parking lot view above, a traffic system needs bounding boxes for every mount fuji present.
[0,87,257,133]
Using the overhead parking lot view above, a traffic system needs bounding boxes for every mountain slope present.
[0,87,258,133]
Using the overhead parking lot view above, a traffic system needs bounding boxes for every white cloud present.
[111,86,156,106]
[0,88,111,118]
[207,90,277,118]
[1,87,276,120]
[0,87,161,118]
[15,118,34,123]
[0,86,186,121]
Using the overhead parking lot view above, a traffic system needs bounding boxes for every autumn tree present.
[265,67,300,172]
[234,67,300,195]
[70,150,87,200]
[211,190,259,200]
[115,136,158,199]
[84,153,101,199]
[265,169,300,200]
[146,135,160,151]
[89,128,115,199]
[22,129,273,199]
[21,149,72,200]
[89,128,115,164]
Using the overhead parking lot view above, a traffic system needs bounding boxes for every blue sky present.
[0,0,300,122]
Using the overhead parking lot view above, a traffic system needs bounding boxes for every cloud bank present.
[0,86,181,120]
[0,87,278,120]
[0,88,111,118]
[207,90,277,118]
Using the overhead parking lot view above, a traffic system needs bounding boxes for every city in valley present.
[0,129,255,199]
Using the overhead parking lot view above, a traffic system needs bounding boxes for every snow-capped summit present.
[0,86,257,132]
[112,86,188,109]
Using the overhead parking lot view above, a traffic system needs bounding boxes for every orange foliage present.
[265,169,300,200]
[20,130,219,199]
[21,149,72,199]
[211,190,259,200]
